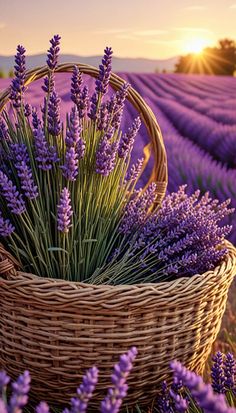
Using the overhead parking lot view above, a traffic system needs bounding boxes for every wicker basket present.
[0,64,236,408]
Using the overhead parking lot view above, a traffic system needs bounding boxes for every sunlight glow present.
[184,38,209,54]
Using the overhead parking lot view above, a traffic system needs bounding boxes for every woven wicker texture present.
[0,63,168,202]
[0,242,236,407]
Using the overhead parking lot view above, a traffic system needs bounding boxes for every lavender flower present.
[48,91,61,136]
[169,389,188,412]
[66,107,84,157]
[65,367,98,413]
[71,65,83,107]
[57,188,73,233]
[24,103,31,118]
[0,170,26,214]
[97,103,108,131]
[0,117,9,141]
[118,117,141,158]
[171,360,235,413]
[78,86,89,119]
[34,127,58,170]
[125,158,144,183]
[61,147,78,181]
[111,83,130,130]
[36,402,50,413]
[95,137,118,176]
[42,74,55,94]
[9,45,26,109]
[211,352,226,394]
[32,108,42,130]
[0,399,7,413]
[101,347,137,413]
[156,381,172,413]
[95,47,113,96]
[11,143,38,200]
[88,92,98,121]
[119,183,157,235]
[0,371,10,393]
[46,34,61,70]
[224,353,236,391]
[0,210,15,237]
[8,370,31,413]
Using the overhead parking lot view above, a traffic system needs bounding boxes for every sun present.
[184,38,209,55]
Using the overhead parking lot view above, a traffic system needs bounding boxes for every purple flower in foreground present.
[65,367,98,413]
[61,147,78,181]
[0,371,10,393]
[0,117,9,141]
[48,91,61,136]
[118,117,141,158]
[11,143,38,200]
[42,74,55,94]
[0,399,7,413]
[36,401,50,413]
[66,107,83,152]
[169,389,188,412]
[8,370,31,413]
[125,158,144,183]
[32,108,42,130]
[171,360,235,413]
[224,353,236,391]
[211,352,226,394]
[0,170,26,214]
[57,188,73,233]
[95,137,118,176]
[0,210,15,237]
[88,92,98,121]
[9,45,26,109]
[46,34,61,70]
[111,83,130,130]
[95,47,113,96]
[71,65,83,107]
[24,103,31,118]
[119,183,157,234]
[101,347,137,413]
[34,127,58,170]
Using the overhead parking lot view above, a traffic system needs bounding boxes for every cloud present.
[92,28,129,35]
[184,5,206,10]
[173,27,213,34]
[229,3,236,8]
[0,22,6,30]
[133,30,168,36]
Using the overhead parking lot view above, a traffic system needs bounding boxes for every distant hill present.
[0,53,178,74]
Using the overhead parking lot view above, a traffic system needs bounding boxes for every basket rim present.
[1,241,235,294]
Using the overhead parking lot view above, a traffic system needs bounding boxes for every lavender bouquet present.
[0,35,233,283]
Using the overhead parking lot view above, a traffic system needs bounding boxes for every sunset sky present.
[0,0,236,59]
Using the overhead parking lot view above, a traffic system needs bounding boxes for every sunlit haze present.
[0,0,236,59]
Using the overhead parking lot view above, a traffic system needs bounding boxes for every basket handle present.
[0,63,168,203]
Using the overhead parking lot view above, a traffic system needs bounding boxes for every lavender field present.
[0,72,235,243]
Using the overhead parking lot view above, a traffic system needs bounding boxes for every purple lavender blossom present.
[119,183,157,234]
[88,93,98,121]
[0,371,10,393]
[24,103,31,118]
[32,108,42,130]
[66,107,84,157]
[169,389,188,412]
[34,127,58,170]
[61,147,78,181]
[111,83,130,130]
[211,352,226,394]
[0,399,7,413]
[95,137,118,176]
[101,347,137,413]
[48,91,61,136]
[95,47,113,96]
[71,65,83,107]
[118,117,141,158]
[125,158,144,183]
[171,360,235,413]
[42,74,55,94]
[0,210,15,237]
[11,143,38,200]
[224,353,236,391]
[97,103,108,131]
[156,381,172,413]
[57,188,73,233]
[46,34,61,70]
[8,370,31,413]
[65,367,98,413]
[36,402,50,413]
[0,117,9,141]
[78,86,89,119]
[9,45,26,109]
[0,170,26,214]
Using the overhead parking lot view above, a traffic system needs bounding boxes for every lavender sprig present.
[11,143,38,200]
[47,91,61,136]
[46,34,61,70]
[34,127,58,170]
[101,347,137,413]
[95,137,118,176]
[118,117,141,158]
[95,47,113,96]
[211,352,226,394]
[0,210,15,237]
[65,367,98,413]
[9,45,26,109]
[8,370,31,413]
[71,66,83,107]
[224,353,236,391]
[0,170,26,214]
[57,188,73,233]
